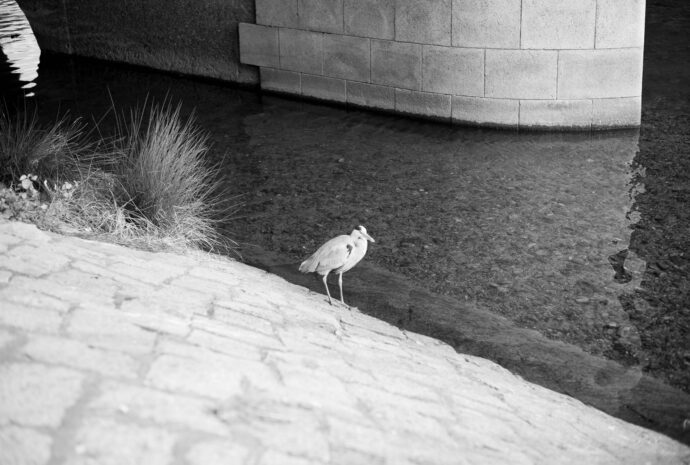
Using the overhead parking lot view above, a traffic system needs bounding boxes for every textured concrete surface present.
[1,219,690,464]
[17,0,258,84]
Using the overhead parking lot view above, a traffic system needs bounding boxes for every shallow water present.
[2,1,689,393]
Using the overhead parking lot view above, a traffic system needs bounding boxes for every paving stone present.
[120,285,212,319]
[0,301,63,333]
[218,398,330,462]
[11,272,116,308]
[65,418,175,465]
[302,74,347,103]
[189,262,242,286]
[0,363,84,428]
[109,258,185,285]
[485,49,558,99]
[261,67,302,94]
[451,96,520,128]
[212,304,278,332]
[279,28,323,75]
[186,440,253,465]
[596,0,645,48]
[256,0,299,28]
[186,330,263,361]
[371,40,421,90]
[0,221,51,243]
[395,0,451,46]
[299,0,344,34]
[0,269,12,284]
[0,232,22,246]
[259,450,320,465]
[71,260,144,287]
[521,0,596,49]
[558,49,644,99]
[346,82,395,110]
[239,23,280,68]
[0,328,15,350]
[0,283,72,313]
[344,0,394,40]
[146,349,277,400]
[1,245,70,277]
[88,381,227,435]
[213,298,286,325]
[191,315,283,349]
[452,0,521,48]
[21,335,139,379]
[323,34,370,82]
[421,45,484,96]
[67,308,157,355]
[0,425,52,465]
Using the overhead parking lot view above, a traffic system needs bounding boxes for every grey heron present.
[299,225,375,306]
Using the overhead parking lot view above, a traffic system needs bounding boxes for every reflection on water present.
[0,0,40,101]
[4,0,690,397]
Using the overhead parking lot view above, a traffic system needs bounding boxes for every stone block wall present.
[240,0,646,129]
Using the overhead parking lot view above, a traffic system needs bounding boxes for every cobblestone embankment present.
[1,219,688,464]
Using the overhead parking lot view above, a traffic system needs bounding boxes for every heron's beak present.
[364,232,375,242]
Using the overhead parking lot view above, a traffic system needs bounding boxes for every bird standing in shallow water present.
[299,225,375,306]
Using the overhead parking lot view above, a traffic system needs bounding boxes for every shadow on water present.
[2,0,690,446]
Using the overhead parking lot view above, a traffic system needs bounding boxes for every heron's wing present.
[301,235,353,274]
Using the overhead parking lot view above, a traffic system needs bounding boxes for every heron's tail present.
[299,255,317,273]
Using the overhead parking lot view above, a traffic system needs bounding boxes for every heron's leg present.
[338,273,346,305]
[322,273,333,305]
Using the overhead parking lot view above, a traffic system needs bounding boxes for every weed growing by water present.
[0,103,236,254]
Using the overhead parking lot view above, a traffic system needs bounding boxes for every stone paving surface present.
[0,219,689,465]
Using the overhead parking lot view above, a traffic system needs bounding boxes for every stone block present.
[452,0,521,48]
[67,309,157,355]
[371,40,422,90]
[0,426,52,465]
[596,0,645,48]
[558,49,643,99]
[239,23,279,68]
[146,351,277,400]
[347,82,395,110]
[301,74,347,102]
[279,28,323,75]
[88,381,227,435]
[395,89,451,119]
[0,302,62,333]
[519,99,593,130]
[521,0,596,49]
[592,97,641,128]
[256,0,299,28]
[22,335,139,379]
[485,49,557,99]
[344,0,395,39]
[68,418,175,465]
[186,440,252,465]
[396,0,451,46]
[261,67,301,93]
[299,0,344,34]
[452,96,519,127]
[422,45,483,96]
[323,34,370,82]
[0,363,84,428]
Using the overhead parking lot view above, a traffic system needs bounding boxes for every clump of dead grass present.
[0,102,237,254]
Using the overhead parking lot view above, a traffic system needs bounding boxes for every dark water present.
[2,1,689,397]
